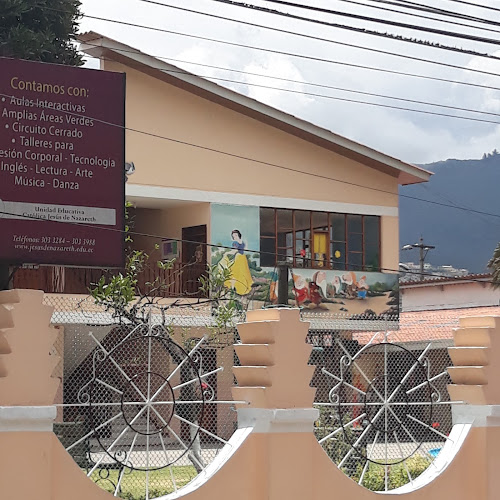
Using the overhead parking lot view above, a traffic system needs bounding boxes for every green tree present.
[489,242,500,287]
[0,0,83,65]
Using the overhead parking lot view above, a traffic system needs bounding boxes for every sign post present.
[0,58,125,269]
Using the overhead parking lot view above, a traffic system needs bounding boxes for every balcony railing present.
[12,262,207,298]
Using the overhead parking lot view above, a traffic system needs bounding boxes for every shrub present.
[389,455,431,489]
[358,455,432,491]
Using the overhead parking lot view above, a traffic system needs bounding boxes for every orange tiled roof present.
[353,306,500,345]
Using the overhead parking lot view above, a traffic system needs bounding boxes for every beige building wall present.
[381,215,399,272]
[131,203,210,257]
[104,61,400,210]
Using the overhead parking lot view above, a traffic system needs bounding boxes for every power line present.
[80,5,500,80]
[84,47,500,121]
[0,209,493,283]
[1,86,499,221]
[331,0,500,35]
[260,0,500,32]
[440,0,500,14]
[375,0,500,26]
[75,12,500,93]
[70,0,500,78]
[85,41,500,89]
[138,0,500,62]
[202,0,500,53]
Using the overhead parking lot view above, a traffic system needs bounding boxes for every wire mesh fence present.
[46,294,239,500]
[44,290,459,496]
[310,322,456,492]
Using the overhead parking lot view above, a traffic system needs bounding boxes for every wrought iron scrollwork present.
[86,325,206,472]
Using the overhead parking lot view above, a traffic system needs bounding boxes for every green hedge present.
[355,455,432,491]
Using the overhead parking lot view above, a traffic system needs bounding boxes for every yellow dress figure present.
[224,230,253,295]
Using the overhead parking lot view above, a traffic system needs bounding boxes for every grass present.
[88,465,197,499]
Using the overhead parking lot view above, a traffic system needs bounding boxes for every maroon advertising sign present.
[0,58,125,267]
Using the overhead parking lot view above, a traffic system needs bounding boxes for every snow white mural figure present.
[223,229,253,295]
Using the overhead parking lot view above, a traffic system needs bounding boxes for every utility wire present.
[260,0,500,32]
[75,12,500,93]
[0,209,493,283]
[441,0,500,14]
[374,0,500,25]
[330,0,500,35]
[87,51,500,123]
[201,0,500,54]
[1,87,499,221]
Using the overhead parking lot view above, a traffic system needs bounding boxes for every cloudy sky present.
[78,0,500,165]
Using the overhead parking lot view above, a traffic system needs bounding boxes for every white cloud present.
[79,0,500,164]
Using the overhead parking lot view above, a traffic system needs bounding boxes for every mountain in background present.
[399,151,499,274]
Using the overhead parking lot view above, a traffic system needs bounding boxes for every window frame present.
[259,207,381,271]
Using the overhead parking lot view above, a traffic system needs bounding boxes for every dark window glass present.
[348,252,362,271]
[277,209,293,249]
[364,216,380,270]
[347,214,363,234]
[348,232,362,252]
[277,209,293,231]
[295,211,310,232]
[331,242,346,270]
[364,245,380,271]
[259,208,380,272]
[260,237,276,266]
[260,208,275,237]
[312,212,328,231]
[330,213,345,242]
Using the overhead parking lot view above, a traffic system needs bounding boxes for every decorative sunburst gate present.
[312,329,457,491]
[51,302,239,499]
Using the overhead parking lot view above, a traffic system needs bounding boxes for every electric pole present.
[401,237,435,280]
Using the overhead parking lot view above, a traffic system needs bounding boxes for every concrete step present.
[447,384,487,404]
[233,366,272,387]
[447,366,487,385]
[459,316,500,329]
[453,327,494,347]
[448,346,490,366]
[234,344,274,366]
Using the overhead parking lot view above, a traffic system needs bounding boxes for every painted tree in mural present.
[0,0,83,65]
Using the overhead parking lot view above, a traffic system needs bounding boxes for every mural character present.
[341,272,355,299]
[308,271,329,309]
[293,273,309,306]
[333,275,344,297]
[357,275,369,299]
[224,229,253,295]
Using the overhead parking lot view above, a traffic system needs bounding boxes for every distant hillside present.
[399,152,499,273]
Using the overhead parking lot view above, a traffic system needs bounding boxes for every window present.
[259,208,381,271]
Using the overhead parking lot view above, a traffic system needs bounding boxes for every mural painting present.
[210,203,398,318]
[285,268,398,318]
[211,204,261,300]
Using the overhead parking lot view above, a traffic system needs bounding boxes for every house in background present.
[342,274,500,436]
[401,273,499,311]
[15,31,431,330]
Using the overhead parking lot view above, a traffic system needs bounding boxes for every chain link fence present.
[44,291,456,496]
[45,294,239,500]
[310,319,456,492]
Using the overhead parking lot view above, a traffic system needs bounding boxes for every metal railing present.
[13,263,207,297]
